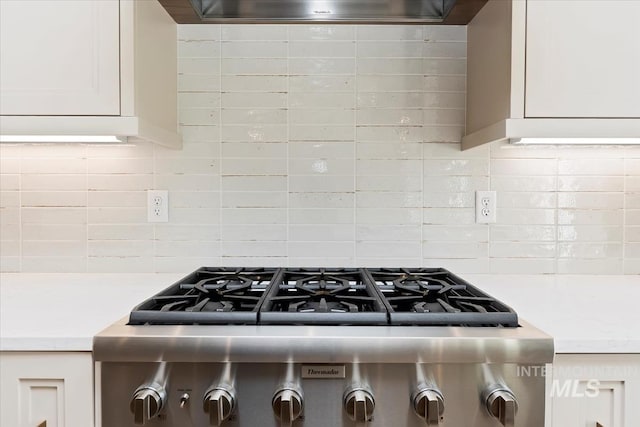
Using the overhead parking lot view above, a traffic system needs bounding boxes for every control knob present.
[343,385,375,424]
[203,385,236,426]
[483,385,518,427]
[272,385,304,427]
[130,382,167,425]
[412,385,444,426]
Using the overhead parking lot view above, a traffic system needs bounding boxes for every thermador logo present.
[301,365,346,379]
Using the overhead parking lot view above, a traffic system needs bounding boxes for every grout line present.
[622,153,627,273]
[218,25,223,266]
[85,144,89,273]
[554,152,559,274]
[286,24,290,267]
[420,24,426,268]
[18,146,23,272]
[354,25,358,266]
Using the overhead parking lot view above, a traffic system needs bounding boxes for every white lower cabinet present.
[0,352,93,427]
[549,354,640,427]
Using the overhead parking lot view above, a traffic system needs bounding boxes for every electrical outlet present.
[147,190,169,223]
[475,191,497,223]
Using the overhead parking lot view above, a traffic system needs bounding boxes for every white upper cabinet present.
[525,0,640,118]
[463,0,640,149]
[0,0,120,116]
[0,0,181,148]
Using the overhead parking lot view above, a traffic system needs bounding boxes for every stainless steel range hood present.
[187,0,457,23]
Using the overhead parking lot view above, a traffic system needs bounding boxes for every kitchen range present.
[94,267,553,427]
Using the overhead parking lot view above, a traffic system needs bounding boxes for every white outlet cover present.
[147,190,169,222]
[475,191,497,224]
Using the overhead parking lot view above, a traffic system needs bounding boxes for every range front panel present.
[99,361,546,427]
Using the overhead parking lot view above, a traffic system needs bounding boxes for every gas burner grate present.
[128,267,278,325]
[366,268,518,326]
[259,268,388,325]
[127,267,518,327]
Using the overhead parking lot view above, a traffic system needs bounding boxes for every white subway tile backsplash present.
[290,93,355,109]
[357,41,423,58]
[222,241,287,257]
[221,93,287,109]
[221,76,287,92]
[289,224,354,241]
[357,175,422,192]
[222,25,286,41]
[222,191,287,208]
[221,224,286,241]
[289,192,354,208]
[2,24,638,274]
[290,109,355,126]
[22,174,87,191]
[221,125,287,143]
[179,108,220,125]
[557,225,623,242]
[357,225,421,241]
[23,240,86,257]
[290,208,353,224]
[289,175,354,192]
[21,207,86,224]
[178,40,220,58]
[22,191,86,207]
[357,59,424,76]
[289,55,356,75]
[88,224,153,240]
[356,25,423,41]
[290,41,355,58]
[221,58,288,75]
[155,224,220,241]
[289,125,355,142]
[221,41,287,58]
[290,25,355,41]
[154,174,219,191]
[489,242,556,258]
[357,75,423,92]
[489,258,556,274]
[357,142,422,160]
[221,208,287,224]
[490,225,556,242]
[357,126,423,143]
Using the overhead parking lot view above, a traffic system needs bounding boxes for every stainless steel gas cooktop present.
[94,267,552,427]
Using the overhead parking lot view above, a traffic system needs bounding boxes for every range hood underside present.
[159,0,487,24]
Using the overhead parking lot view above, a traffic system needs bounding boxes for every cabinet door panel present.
[0,352,93,427]
[0,0,120,115]
[19,379,65,427]
[525,0,640,118]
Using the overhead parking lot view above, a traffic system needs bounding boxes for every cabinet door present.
[525,0,640,118]
[551,354,640,427]
[0,352,94,427]
[0,0,120,115]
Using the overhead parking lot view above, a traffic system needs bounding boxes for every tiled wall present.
[0,25,638,274]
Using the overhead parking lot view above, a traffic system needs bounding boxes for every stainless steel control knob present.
[203,386,236,426]
[343,386,375,424]
[483,385,518,427]
[412,386,444,426]
[272,386,304,427]
[130,383,167,425]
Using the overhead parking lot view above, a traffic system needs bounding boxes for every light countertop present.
[1,273,639,353]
